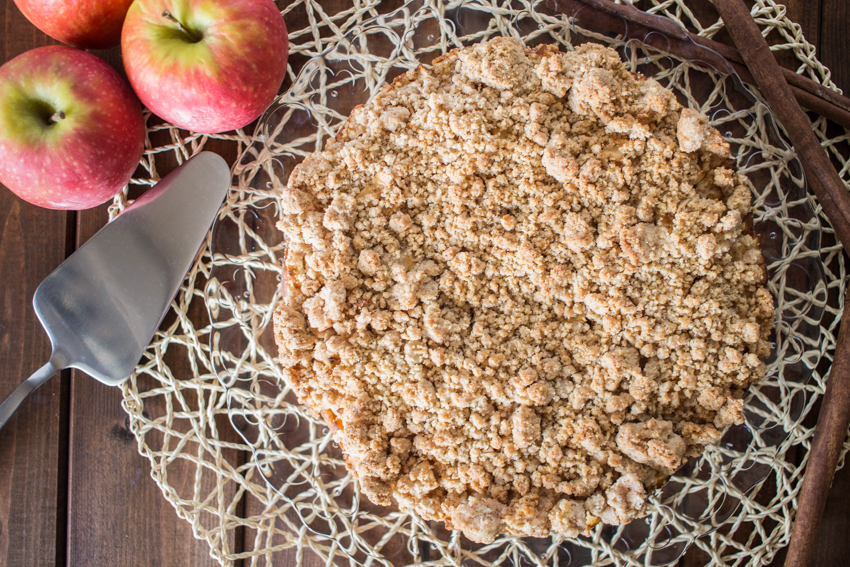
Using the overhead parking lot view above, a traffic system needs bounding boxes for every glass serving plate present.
[204,1,826,565]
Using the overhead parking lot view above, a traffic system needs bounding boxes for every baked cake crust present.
[273,37,773,543]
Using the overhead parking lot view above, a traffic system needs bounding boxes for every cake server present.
[0,151,230,432]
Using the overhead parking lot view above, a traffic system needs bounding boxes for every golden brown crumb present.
[273,37,773,543]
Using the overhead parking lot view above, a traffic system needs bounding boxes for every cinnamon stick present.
[706,1,850,566]
[708,0,850,245]
[546,0,850,130]
[790,87,850,133]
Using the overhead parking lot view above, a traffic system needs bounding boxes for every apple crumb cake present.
[273,37,773,543]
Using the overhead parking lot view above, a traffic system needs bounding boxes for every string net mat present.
[113,0,850,566]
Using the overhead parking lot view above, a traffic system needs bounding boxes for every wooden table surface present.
[1,1,848,566]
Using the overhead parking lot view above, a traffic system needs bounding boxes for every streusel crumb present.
[273,37,773,543]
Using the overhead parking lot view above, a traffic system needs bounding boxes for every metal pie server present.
[0,152,230,431]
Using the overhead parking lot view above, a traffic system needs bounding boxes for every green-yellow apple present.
[121,0,288,134]
[13,0,135,49]
[0,46,145,210]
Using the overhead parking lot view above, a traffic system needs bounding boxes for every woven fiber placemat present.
[113,1,850,565]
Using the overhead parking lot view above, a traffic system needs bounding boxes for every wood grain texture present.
[794,5,850,565]
[770,0,821,76]
[66,200,227,567]
[775,2,850,566]
[0,1,848,566]
[819,0,849,95]
[66,378,222,567]
[0,4,69,567]
[0,197,70,567]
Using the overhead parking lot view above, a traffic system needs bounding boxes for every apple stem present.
[162,11,201,42]
[50,111,65,123]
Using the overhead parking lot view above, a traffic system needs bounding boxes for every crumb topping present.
[273,37,773,543]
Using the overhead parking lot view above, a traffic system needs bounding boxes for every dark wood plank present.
[784,3,850,566]
[66,376,222,567]
[0,184,70,567]
[820,0,850,93]
[0,3,70,567]
[1,0,849,566]
[65,203,221,567]
[820,0,850,94]
[0,6,246,564]
[772,0,821,74]
[769,3,850,566]
[2,0,58,58]
[66,136,243,567]
[809,447,850,566]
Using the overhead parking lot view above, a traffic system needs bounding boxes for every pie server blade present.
[0,151,230,431]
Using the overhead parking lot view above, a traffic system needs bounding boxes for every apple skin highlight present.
[121,0,289,134]
[13,0,136,49]
[0,46,145,210]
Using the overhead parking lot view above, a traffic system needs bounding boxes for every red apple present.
[0,46,145,210]
[121,0,288,134]
[13,0,135,49]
